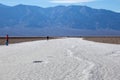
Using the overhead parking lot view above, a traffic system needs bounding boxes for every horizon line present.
[0,3,119,13]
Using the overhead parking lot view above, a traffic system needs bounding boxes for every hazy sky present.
[0,0,119,12]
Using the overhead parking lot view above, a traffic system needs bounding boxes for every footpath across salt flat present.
[0,38,120,80]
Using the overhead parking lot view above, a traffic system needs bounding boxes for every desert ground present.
[0,37,59,45]
[83,37,120,44]
[0,38,120,80]
[0,37,120,45]
[0,37,120,80]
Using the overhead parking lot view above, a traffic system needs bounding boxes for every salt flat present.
[0,38,120,80]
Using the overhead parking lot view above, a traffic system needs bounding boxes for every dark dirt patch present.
[33,61,43,63]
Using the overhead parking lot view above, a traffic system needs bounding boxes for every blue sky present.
[0,0,120,12]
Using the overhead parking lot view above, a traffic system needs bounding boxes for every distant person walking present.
[5,34,9,46]
[47,36,49,40]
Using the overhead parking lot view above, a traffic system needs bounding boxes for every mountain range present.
[0,4,120,36]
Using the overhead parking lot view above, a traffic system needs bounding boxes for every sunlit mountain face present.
[0,4,120,36]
